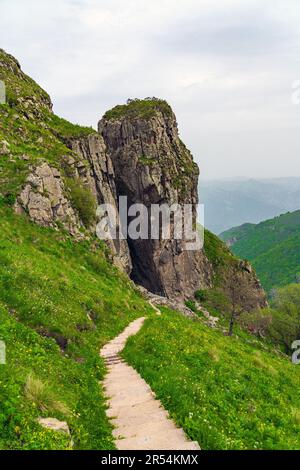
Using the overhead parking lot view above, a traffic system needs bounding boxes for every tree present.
[222,263,263,336]
[240,309,273,338]
[266,308,299,353]
[269,284,300,351]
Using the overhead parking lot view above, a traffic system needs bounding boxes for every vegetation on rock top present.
[103,98,173,121]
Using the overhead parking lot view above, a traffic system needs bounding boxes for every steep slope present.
[201,178,300,234]
[0,49,266,307]
[220,210,300,292]
[0,206,153,449]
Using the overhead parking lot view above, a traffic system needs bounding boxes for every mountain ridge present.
[200,177,300,234]
[220,209,300,292]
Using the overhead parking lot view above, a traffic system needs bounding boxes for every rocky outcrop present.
[0,48,53,117]
[65,134,132,273]
[15,133,132,273]
[99,100,213,299]
[237,260,267,310]
[15,162,80,235]
[99,99,267,307]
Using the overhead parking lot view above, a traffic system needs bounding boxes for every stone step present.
[115,432,200,451]
[112,417,183,439]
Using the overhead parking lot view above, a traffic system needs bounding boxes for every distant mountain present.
[199,178,300,234]
[220,210,300,292]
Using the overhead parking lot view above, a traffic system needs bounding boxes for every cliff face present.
[99,99,267,307]
[99,100,213,298]
[15,134,132,273]
[65,134,132,273]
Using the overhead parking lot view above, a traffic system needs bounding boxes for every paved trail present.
[100,317,200,450]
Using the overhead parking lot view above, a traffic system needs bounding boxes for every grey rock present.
[99,106,212,299]
[0,140,10,155]
[66,134,132,274]
[16,162,80,236]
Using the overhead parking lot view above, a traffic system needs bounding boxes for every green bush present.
[195,289,208,302]
[103,98,173,121]
[0,193,16,207]
[185,300,198,313]
[67,178,96,228]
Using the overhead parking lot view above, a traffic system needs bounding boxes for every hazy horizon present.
[1,0,300,180]
[200,175,300,182]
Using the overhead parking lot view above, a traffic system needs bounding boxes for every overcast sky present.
[1,0,300,179]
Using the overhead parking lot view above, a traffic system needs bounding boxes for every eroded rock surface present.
[16,162,80,235]
[99,101,213,299]
[16,134,132,273]
[66,134,132,273]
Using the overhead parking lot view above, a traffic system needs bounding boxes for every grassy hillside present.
[0,48,95,203]
[124,308,300,450]
[0,205,153,449]
[220,211,300,292]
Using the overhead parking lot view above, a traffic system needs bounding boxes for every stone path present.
[100,317,200,450]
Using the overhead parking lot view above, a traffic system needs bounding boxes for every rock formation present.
[65,134,132,273]
[99,99,267,307]
[16,162,80,235]
[99,99,213,299]
[15,134,132,273]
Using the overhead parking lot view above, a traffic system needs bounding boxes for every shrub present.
[185,300,198,313]
[67,178,96,228]
[240,309,273,338]
[0,193,16,207]
[195,289,208,302]
[24,374,71,416]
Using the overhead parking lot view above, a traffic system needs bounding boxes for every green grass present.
[138,155,156,166]
[123,308,300,450]
[103,98,173,121]
[0,206,153,449]
[66,178,97,228]
[220,210,300,292]
[204,229,236,270]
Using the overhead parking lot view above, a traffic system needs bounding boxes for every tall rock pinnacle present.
[99,98,213,298]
